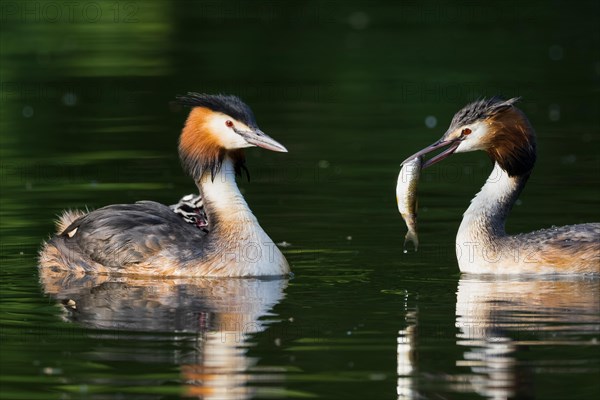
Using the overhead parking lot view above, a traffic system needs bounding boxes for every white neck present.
[459,163,526,238]
[456,163,529,273]
[194,157,289,277]
[197,158,256,225]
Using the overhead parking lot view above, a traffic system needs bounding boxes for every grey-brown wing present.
[540,222,600,258]
[513,223,600,271]
[61,201,206,268]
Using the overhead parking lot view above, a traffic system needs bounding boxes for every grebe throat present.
[458,162,529,241]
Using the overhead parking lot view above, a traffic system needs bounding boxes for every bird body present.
[403,97,599,275]
[40,94,290,277]
[455,162,599,274]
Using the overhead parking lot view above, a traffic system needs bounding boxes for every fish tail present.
[404,229,419,252]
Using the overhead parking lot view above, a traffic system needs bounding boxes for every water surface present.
[1,1,599,399]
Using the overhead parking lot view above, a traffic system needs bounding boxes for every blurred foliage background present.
[0,1,599,398]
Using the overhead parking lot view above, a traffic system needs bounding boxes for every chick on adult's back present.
[39,94,290,277]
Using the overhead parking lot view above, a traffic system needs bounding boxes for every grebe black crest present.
[40,93,290,277]
[403,97,599,275]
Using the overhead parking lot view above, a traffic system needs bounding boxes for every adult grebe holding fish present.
[399,97,599,275]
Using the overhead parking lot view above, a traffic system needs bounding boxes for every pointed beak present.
[237,129,288,153]
[401,137,462,169]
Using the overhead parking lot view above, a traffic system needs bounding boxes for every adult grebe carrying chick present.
[402,97,599,275]
[40,93,291,277]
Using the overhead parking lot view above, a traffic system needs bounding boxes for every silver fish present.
[396,156,422,252]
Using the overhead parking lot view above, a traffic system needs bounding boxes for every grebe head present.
[403,97,536,176]
[175,93,287,180]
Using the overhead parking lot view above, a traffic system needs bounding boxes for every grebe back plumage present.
[40,93,290,277]
[404,97,599,275]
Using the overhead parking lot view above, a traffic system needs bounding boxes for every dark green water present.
[1,1,599,399]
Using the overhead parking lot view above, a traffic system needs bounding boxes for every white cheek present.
[207,116,253,149]
[221,129,252,149]
[456,140,481,152]
[455,124,488,153]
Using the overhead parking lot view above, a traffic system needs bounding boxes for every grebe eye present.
[462,128,472,135]
[225,120,234,128]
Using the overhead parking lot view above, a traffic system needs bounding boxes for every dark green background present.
[1,1,599,399]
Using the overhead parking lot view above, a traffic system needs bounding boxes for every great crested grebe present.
[403,97,599,275]
[40,93,291,277]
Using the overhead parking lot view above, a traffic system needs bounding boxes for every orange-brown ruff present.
[403,97,599,274]
[39,93,290,277]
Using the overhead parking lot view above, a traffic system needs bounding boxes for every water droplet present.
[548,104,560,122]
[318,160,330,169]
[42,367,63,375]
[548,45,563,61]
[425,115,437,129]
[22,105,34,118]
[62,92,77,106]
[348,11,370,30]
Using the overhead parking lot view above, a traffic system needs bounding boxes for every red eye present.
[225,120,234,128]
[462,128,472,135]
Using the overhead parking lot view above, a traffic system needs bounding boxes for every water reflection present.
[396,309,417,400]
[455,276,600,399]
[40,268,288,399]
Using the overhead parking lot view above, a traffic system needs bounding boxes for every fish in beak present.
[401,135,463,169]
